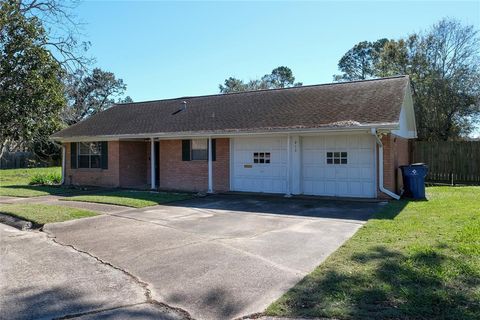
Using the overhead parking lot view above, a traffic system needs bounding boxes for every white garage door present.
[232,137,287,193]
[302,135,376,198]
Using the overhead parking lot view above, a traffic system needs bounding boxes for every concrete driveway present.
[4,194,381,319]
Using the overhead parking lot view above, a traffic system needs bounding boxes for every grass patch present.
[266,186,480,320]
[0,204,97,226]
[62,190,193,208]
[0,167,85,197]
[30,171,62,185]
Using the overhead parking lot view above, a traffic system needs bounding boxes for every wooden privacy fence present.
[411,141,480,185]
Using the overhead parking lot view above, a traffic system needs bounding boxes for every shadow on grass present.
[0,184,111,197]
[269,245,480,320]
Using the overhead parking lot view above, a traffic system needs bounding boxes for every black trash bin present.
[401,164,428,199]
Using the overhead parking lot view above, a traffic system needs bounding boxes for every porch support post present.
[285,134,292,197]
[150,138,156,190]
[61,145,66,185]
[208,137,213,193]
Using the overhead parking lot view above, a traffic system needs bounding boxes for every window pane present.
[265,153,270,159]
[254,152,259,157]
[326,152,333,158]
[192,149,207,160]
[341,158,348,164]
[334,152,340,158]
[265,159,270,164]
[254,159,259,163]
[90,155,101,168]
[341,152,347,158]
[90,143,101,155]
[191,139,207,150]
[334,158,340,164]
[259,158,264,163]
[79,143,90,155]
[327,158,333,164]
[78,155,90,168]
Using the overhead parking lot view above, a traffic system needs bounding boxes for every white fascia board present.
[51,123,399,143]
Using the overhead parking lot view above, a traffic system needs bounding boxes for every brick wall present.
[378,133,410,198]
[64,141,120,187]
[119,141,148,188]
[158,138,230,192]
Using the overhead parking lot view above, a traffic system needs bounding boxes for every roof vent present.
[171,101,188,115]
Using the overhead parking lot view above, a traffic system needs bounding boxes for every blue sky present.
[76,1,480,102]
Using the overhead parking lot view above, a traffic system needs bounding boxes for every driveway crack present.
[42,230,193,320]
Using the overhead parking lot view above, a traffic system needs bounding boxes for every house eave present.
[51,123,399,143]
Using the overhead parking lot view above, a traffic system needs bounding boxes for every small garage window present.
[253,152,271,164]
[326,152,347,165]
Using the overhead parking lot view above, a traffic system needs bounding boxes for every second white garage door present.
[232,137,287,193]
[302,135,376,198]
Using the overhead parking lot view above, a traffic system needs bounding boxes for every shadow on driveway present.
[165,193,399,221]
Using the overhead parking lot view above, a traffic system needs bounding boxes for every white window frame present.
[191,139,208,161]
[253,152,271,164]
[78,142,102,169]
[326,151,348,165]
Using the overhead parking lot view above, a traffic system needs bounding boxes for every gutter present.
[371,128,401,200]
[51,123,400,143]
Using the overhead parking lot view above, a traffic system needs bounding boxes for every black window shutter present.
[212,139,216,161]
[182,140,191,161]
[70,142,77,169]
[101,141,108,169]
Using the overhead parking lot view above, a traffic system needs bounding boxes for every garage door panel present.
[335,167,348,179]
[303,165,325,179]
[301,135,375,198]
[347,167,361,179]
[232,137,287,193]
[349,182,363,195]
[324,167,336,179]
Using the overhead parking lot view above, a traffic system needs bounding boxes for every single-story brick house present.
[51,76,417,199]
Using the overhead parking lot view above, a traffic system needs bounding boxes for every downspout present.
[371,128,400,200]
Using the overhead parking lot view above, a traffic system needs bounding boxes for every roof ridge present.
[115,75,408,107]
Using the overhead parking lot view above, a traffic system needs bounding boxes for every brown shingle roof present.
[52,76,409,139]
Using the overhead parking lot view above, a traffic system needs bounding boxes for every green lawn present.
[0,203,97,226]
[62,190,193,208]
[0,167,82,197]
[266,186,480,320]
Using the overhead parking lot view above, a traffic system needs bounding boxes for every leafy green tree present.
[219,66,302,93]
[333,39,389,81]
[376,19,480,140]
[334,19,480,140]
[219,77,248,93]
[0,0,65,158]
[62,68,129,125]
[262,66,302,88]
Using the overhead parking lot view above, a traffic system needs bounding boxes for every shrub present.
[29,172,62,185]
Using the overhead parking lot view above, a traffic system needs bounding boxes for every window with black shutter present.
[76,142,107,169]
[182,139,216,161]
